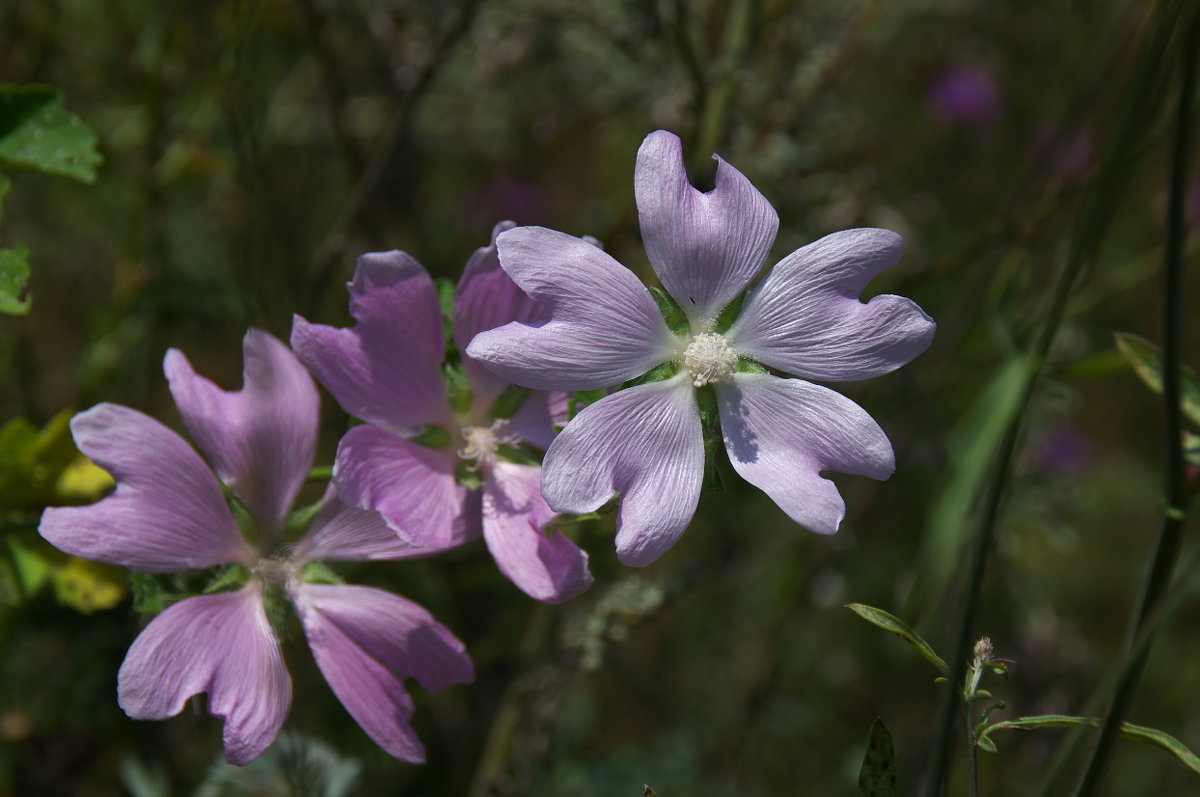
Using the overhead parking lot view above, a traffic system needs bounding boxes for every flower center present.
[253,555,299,590]
[681,333,739,387]
[458,419,515,466]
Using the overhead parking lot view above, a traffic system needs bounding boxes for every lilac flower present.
[291,224,593,603]
[927,65,1002,127]
[467,131,936,566]
[38,330,473,765]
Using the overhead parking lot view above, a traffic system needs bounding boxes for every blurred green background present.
[2,0,1198,794]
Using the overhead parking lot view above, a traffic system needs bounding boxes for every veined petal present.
[165,329,317,535]
[727,229,935,381]
[482,461,592,603]
[716,373,894,535]
[294,487,462,562]
[455,220,538,410]
[293,584,474,763]
[38,404,251,572]
[467,227,675,391]
[541,377,703,567]
[291,250,452,431]
[635,130,779,329]
[506,390,568,452]
[334,425,467,549]
[117,586,290,766]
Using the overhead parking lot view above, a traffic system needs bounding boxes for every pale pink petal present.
[293,584,474,763]
[291,250,452,431]
[454,220,538,410]
[293,487,462,562]
[505,390,568,451]
[541,377,704,567]
[716,373,894,534]
[727,229,935,381]
[334,425,467,548]
[635,130,779,329]
[117,586,290,766]
[38,404,251,572]
[482,461,592,603]
[165,329,317,535]
[466,227,675,391]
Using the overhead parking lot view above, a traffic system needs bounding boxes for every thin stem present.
[1073,7,1199,794]
[925,4,1182,794]
[965,703,980,797]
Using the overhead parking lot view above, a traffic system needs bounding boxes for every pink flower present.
[291,224,592,603]
[468,131,936,566]
[39,330,472,765]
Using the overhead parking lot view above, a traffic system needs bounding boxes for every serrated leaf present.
[847,603,950,675]
[856,719,899,797]
[984,715,1200,775]
[0,85,101,182]
[0,247,30,314]
[1115,332,1200,426]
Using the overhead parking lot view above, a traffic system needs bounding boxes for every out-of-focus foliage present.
[2,0,1198,795]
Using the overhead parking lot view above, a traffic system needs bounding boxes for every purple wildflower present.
[38,330,473,765]
[467,130,936,566]
[927,65,1002,127]
[291,224,593,603]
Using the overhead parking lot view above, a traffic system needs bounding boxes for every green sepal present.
[568,389,607,421]
[649,285,687,330]
[846,603,950,675]
[261,581,294,641]
[203,564,249,594]
[129,571,171,614]
[303,561,344,585]
[855,718,898,797]
[443,363,474,418]
[738,357,768,375]
[489,385,531,420]
[623,361,680,388]
[436,277,456,344]
[411,424,453,449]
[455,460,483,490]
[498,444,540,467]
[713,291,746,334]
[223,484,261,550]
[285,497,326,538]
[1114,331,1200,426]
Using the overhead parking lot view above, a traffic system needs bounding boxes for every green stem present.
[966,702,980,797]
[1073,7,1199,795]
[306,465,333,482]
[926,4,1182,794]
[689,0,754,173]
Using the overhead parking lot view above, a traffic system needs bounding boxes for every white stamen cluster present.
[681,332,739,387]
[458,419,516,466]
[253,556,298,589]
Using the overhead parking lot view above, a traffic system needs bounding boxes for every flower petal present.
[454,220,538,411]
[294,487,457,562]
[117,586,290,766]
[716,373,894,534]
[165,329,317,535]
[505,390,568,452]
[635,130,779,328]
[541,377,703,567]
[38,404,251,571]
[334,425,468,548]
[467,226,675,391]
[482,461,592,603]
[293,584,474,762]
[291,250,452,431]
[727,229,935,381]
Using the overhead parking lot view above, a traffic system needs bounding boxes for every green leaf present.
[0,172,9,219]
[1115,332,1200,426]
[856,719,899,797]
[0,247,30,314]
[977,735,998,754]
[649,285,687,330]
[847,603,950,675]
[737,357,768,375]
[0,85,101,182]
[984,715,1200,775]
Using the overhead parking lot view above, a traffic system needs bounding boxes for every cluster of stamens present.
[458,418,516,467]
[252,555,298,589]
[681,332,739,387]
